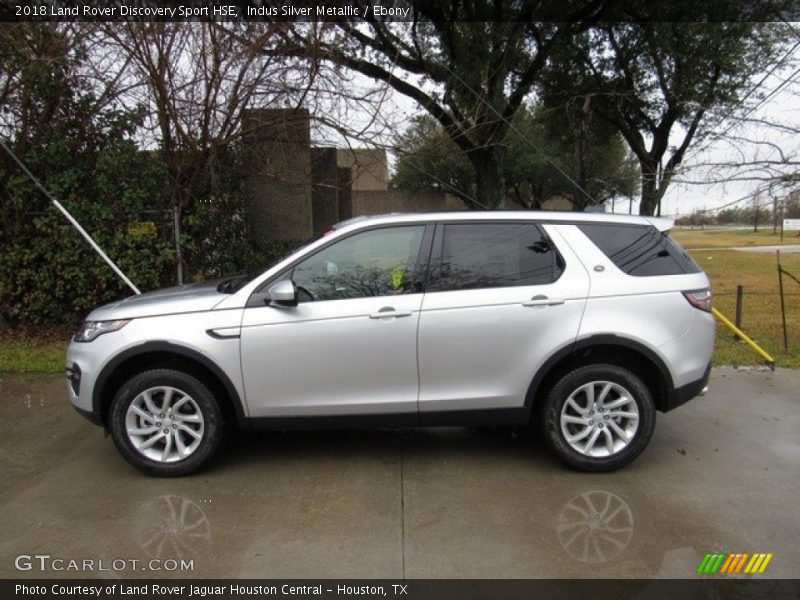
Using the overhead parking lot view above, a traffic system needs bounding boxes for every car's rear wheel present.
[541,364,656,472]
[109,369,225,476]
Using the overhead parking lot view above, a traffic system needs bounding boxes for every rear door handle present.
[522,295,565,307]
[369,307,413,319]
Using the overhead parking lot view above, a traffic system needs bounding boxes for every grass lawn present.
[1,228,799,372]
[0,331,70,373]
[688,247,800,368]
[672,226,800,249]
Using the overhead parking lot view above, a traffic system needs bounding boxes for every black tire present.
[109,368,226,476]
[540,364,656,472]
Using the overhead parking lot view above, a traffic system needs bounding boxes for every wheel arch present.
[525,335,676,416]
[93,341,246,428]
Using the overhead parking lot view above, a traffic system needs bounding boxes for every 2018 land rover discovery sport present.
[66,212,714,476]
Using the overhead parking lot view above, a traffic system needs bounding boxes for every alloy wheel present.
[559,381,639,457]
[125,386,205,463]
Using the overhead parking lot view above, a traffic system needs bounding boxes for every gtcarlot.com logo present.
[14,554,194,572]
[697,552,773,575]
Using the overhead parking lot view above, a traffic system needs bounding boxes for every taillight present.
[683,288,712,312]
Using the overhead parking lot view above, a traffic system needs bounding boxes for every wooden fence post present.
[777,251,788,351]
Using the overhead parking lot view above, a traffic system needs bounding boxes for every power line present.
[680,28,800,166]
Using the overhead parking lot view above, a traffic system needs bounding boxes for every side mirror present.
[267,280,298,307]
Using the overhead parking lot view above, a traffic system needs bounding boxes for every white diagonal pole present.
[1,140,141,295]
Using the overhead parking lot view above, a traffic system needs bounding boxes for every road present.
[0,368,798,579]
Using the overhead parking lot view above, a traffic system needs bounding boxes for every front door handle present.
[522,295,565,307]
[369,307,413,319]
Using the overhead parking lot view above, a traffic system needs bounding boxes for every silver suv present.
[66,212,714,476]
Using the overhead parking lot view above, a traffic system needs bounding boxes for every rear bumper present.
[663,362,711,412]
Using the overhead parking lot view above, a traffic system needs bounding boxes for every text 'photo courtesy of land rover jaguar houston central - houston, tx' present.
[66,212,714,476]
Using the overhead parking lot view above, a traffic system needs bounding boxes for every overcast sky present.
[659,45,800,218]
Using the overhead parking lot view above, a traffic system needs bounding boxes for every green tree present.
[279,0,609,209]
[542,13,790,215]
[784,192,800,219]
[392,106,638,210]
[0,24,268,325]
[391,114,475,203]
[0,24,175,325]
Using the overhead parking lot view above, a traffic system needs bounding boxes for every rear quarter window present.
[577,224,701,277]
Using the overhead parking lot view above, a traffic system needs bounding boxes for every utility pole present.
[174,204,184,285]
[773,194,778,234]
[656,160,662,217]
[578,94,592,210]
[753,194,759,233]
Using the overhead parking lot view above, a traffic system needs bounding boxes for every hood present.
[86,280,229,321]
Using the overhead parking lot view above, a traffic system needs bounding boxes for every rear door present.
[417,221,590,420]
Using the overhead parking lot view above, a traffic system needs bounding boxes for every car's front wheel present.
[541,364,656,472]
[109,369,225,476]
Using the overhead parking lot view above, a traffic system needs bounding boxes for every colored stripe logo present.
[697,552,773,574]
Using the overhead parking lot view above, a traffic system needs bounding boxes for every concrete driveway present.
[0,369,798,579]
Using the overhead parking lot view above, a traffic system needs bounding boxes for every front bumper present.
[66,360,103,424]
[72,403,104,426]
[66,335,115,427]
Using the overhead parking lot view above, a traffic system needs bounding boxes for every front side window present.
[429,223,563,292]
[291,225,426,301]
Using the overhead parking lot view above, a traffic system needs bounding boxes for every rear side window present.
[429,223,564,291]
[578,224,701,276]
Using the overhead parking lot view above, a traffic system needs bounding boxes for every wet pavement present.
[0,369,798,579]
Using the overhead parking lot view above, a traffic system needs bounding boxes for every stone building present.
[242,108,464,244]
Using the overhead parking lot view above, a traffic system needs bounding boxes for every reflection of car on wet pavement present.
[65,212,714,476]
[134,495,211,561]
[556,490,635,564]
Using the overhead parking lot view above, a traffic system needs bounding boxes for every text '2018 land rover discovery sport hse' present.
[66,212,714,476]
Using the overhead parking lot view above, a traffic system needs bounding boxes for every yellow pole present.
[712,307,775,366]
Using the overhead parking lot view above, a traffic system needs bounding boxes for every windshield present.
[215,235,320,294]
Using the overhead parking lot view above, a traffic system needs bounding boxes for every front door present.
[240,224,430,419]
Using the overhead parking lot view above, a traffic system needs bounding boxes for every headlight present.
[73,319,130,343]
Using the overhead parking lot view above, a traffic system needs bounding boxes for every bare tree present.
[101,22,305,281]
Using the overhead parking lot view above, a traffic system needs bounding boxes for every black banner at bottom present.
[3,579,800,600]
